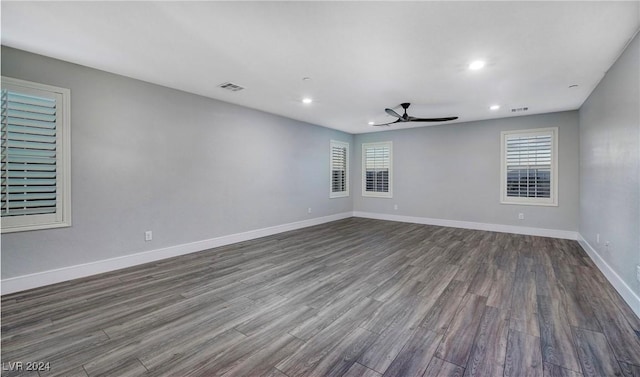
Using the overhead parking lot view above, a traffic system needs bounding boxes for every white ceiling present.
[2,1,639,134]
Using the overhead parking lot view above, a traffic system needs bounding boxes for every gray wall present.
[353,111,580,231]
[579,32,640,296]
[1,47,353,279]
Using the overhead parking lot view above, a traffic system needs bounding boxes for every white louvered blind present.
[505,134,551,198]
[2,90,58,216]
[1,77,71,233]
[330,141,349,198]
[362,142,392,198]
[501,128,557,206]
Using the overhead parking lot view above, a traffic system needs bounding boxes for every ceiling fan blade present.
[407,116,459,122]
[372,119,401,127]
[385,108,402,118]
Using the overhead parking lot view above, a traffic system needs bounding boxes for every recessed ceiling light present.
[368,121,375,125]
[302,98,312,104]
[302,77,312,81]
[468,60,485,70]
[489,105,500,110]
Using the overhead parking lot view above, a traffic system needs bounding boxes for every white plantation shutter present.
[505,134,551,198]
[1,77,71,232]
[330,140,349,198]
[501,128,557,206]
[362,142,392,198]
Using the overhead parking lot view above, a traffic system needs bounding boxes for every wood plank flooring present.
[2,218,640,377]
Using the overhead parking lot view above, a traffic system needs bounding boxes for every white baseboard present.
[577,234,640,318]
[1,212,353,295]
[352,211,578,240]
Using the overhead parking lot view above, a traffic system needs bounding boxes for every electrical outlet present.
[518,213,524,220]
[145,231,152,241]
[394,204,398,210]
[636,265,640,283]
[307,207,312,214]
[604,241,610,252]
[596,233,600,244]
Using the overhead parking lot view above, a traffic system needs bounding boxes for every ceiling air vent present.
[218,82,245,92]
[511,107,529,113]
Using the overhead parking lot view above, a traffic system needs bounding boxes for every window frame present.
[329,140,349,198]
[500,127,558,206]
[1,76,72,233]
[362,141,393,198]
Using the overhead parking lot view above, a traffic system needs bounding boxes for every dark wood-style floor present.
[2,218,640,377]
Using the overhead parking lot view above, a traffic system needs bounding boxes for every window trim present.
[500,127,558,206]
[362,141,393,198]
[329,140,349,198]
[1,76,72,233]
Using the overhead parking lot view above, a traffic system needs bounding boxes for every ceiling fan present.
[372,103,458,126]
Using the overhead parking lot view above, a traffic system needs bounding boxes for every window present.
[500,127,557,206]
[362,141,392,198]
[330,140,349,198]
[1,77,71,233]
